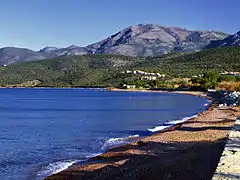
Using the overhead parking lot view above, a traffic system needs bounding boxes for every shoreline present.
[45,90,239,180]
[109,88,208,98]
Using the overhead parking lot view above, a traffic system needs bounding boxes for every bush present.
[218,75,236,82]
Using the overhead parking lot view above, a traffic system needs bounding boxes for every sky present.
[0,0,239,50]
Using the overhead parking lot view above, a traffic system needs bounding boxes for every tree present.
[118,82,125,88]
[191,72,219,90]
[135,80,145,88]
[200,72,219,90]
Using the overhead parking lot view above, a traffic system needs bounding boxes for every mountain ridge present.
[87,24,229,56]
[0,24,230,65]
[205,31,240,49]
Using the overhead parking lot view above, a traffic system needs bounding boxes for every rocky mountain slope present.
[205,31,240,49]
[87,24,228,57]
[0,24,229,65]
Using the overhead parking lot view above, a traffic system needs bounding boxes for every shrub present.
[218,75,236,82]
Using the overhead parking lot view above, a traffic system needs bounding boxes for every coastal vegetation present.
[0,46,240,90]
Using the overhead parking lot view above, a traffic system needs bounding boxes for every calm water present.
[0,88,209,180]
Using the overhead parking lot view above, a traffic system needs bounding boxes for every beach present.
[44,90,240,180]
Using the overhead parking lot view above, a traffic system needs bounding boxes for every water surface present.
[0,88,209,180]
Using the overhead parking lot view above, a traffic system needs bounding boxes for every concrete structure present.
[212,119,240,180]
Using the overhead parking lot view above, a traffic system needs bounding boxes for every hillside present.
[205,31,240,49]
[0,47,240,87]
[0,55,144,87]
[0,24,228,65]
[134,46,240,77]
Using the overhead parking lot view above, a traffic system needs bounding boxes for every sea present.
[0,88,210,180]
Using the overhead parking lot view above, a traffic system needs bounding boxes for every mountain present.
[0,46,240,87]
[205,31,240,49]
[38,46,60,53]
[0,47,49,65]
[0,24,229,65]
[50,45,92,56]
[0,45,91,65]
[87,24,229,57]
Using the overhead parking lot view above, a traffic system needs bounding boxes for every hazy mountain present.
[0,24,229,65]
[52,45,92,56]
[0,45,92,65]
[205,31,240,49]
[0,47,48,65]
[38,46,60,53]
[39,45,92,57]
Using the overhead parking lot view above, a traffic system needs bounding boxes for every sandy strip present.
[110,88,208,98]
[45,91,239,180]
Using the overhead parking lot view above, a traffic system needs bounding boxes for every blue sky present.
[0,0,239,50]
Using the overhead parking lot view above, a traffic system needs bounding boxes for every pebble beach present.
[45,90,240,180]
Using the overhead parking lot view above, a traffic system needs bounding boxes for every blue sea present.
[0,88,210,180]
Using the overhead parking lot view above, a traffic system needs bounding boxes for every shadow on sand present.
[44,108,239,180]
[45,137,229,180]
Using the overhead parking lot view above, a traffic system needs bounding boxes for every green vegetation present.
[0,55,144,87]
[218,75,237,82]
[134,47,240,77]
[190,72,240,91]
[0,46,240,88]
[191,72,220,90]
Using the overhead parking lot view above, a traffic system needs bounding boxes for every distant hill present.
[38,46,60,53]
[0,47,51,65]
[205,31,240,49]
[38,45,92,56]
[0,46,240,87]
[0,24,229,65]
